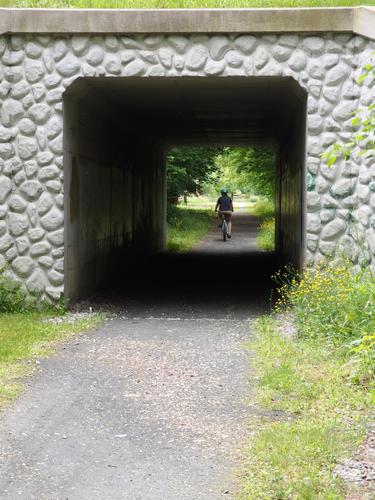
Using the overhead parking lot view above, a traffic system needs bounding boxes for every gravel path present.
[0,212,275,500]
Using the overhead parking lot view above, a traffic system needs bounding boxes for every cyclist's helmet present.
[220,188,228,194]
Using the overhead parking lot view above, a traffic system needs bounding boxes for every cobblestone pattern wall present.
[0,33,373,299]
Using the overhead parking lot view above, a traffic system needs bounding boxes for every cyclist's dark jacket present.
[217,195,233,211]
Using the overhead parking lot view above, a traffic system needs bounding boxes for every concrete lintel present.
[0,7,373,40]
[354,6,375,40]
[0,7,372,38]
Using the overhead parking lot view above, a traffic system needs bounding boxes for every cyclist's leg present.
[222,211,232,235]
[218,210,224,227]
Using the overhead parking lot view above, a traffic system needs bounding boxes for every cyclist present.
[215,188,234,238]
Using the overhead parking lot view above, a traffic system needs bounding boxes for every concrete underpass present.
[63,77,307,303]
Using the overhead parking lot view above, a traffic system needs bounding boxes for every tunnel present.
[63,77,307,304]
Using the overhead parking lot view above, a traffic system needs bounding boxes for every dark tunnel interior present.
[63,77,307,309]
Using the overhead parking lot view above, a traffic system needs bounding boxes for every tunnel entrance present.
[64,77,307,304]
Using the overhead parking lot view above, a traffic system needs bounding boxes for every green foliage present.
[249,197,275,218]
[0,271,33,313]
[0,268,65,314]
[256,218,275,251]
[167,205,214,252]
[213,147,276,198]
[275,263,375,387]
[6,0,375,7]
[239,317,370,499]
[322,55,375,166]
[167,147,220,200]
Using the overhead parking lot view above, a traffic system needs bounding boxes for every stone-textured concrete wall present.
[0,33,373,300]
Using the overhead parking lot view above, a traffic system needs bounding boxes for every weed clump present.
[0,268,64,314]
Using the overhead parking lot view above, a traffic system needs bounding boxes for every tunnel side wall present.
[64,94,165,302]
[276,93,307,269]
[0,33,373,300]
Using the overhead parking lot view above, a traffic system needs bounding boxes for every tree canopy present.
[167,146,275,201]
[166,147,221,199]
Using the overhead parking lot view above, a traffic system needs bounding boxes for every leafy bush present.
[250,198,275,218]
[256,218,275,251]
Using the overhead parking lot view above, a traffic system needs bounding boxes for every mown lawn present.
[1,0,374,8]
[0,312,102,409]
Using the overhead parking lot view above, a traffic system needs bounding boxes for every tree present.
[215,147,276,199]
[167,147,221,201]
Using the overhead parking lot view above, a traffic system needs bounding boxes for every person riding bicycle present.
[215,188,234,238]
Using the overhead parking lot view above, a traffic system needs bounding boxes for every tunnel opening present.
[64,77,307,305]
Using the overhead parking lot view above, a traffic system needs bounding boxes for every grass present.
[275,264,375,387]
[248,198,276,251]
[256,217,275,251]
[238,316,371,499]
[167,203,215,252]
[1,0,374,7]
[249,197,275,219]
[0,311,102,408]
[239,262,374,498]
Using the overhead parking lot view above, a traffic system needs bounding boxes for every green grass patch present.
[249,198,275,219]
[0,311,102,408]
[238,316,371,499]
[3,0,374,8]
[249,198,276,251]
[167,204,214,252]
[256,217,275,251]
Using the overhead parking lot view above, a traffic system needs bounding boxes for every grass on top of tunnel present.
[0,312,102,409]
[1,0,374,7]
[167,204,215,252]
[238,316,372,500]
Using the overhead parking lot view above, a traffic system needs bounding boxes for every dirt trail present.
[0,213,274,500]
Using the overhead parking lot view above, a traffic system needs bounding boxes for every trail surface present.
[0,212,277,500]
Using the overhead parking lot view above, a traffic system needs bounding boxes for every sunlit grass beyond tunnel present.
[167,204,215,252]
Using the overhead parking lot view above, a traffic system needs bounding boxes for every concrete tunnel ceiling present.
[64,76,307,302]
[65,76,306,147]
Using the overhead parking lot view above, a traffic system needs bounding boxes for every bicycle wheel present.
[222,219,227,242]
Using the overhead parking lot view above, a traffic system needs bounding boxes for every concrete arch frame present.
[0,8,373,302]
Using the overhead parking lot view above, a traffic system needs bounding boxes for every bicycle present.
[221,214,229,242]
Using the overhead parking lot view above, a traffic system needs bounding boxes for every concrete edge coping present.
[0,6,373,41]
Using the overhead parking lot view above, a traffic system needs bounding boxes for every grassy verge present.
[167,204,215,252]
[4,1,374,8]
[0,311,102,409]
[239,263,374,498]
[239,316,371,499]
[249,198,275,251]
[256,218,275,251]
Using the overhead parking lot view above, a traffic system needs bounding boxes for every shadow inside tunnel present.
[81,250,283,319]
